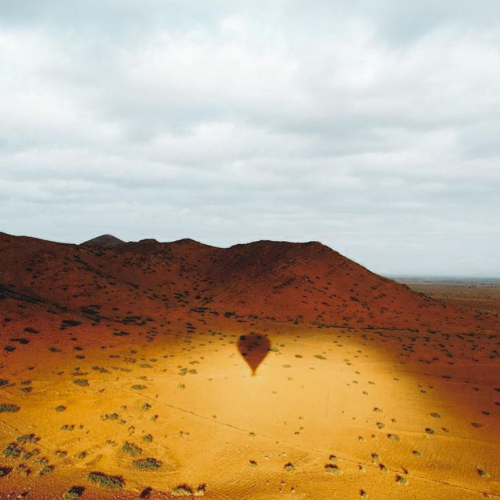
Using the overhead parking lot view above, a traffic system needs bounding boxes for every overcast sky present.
[1,1,499,277]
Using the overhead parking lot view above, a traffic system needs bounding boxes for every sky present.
[1,0,499,277]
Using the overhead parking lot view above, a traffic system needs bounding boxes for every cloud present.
[1,0,500,276]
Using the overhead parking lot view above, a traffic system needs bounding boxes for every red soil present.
[0,232,497,334]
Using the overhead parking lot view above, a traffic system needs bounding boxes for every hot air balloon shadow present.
[237,334,271,376]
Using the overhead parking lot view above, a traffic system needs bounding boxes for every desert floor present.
[0,282,499,499]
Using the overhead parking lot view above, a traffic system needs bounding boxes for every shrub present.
[16,434,37,444]
[73,379,89,387]
[0,466,11,478]
[63,486,85,499]
[478,468,490,478]
[133,458,162,470]
[325,464,343,475]
[10,338,29,344]
[172,485,193,497]
[284,463,295,472]
[38,465,53,476]
[122,442,142,456]
[0,404,19,413]
[2,443,20,458]
[194,485,206,497]
[62,320,81,327]
[87,472,124,489]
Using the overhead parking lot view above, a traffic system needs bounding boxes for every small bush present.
[122,442,142,456]
[16,434,37,444]
[38,465,53,476]
[87,471,124,489]
[62,320,81,327]
[63,486,85,499]
[2,444,20,458]
[73,379,89,387]
[0,404,20,413]
[133,458,162,470]
[0,466,12,478]
[478,468,490,478]
[172,485,193,497]
[396,475,409,485]
[325,464,343,475]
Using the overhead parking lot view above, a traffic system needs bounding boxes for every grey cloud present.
[0,1,499,276]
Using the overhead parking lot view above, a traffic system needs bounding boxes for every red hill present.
[0,232,497,333]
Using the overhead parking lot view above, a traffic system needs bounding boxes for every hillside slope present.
[0,232,497,333]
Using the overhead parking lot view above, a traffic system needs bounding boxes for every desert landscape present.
[0,232,498,499]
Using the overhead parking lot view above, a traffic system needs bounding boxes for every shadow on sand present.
[237,334,271,376]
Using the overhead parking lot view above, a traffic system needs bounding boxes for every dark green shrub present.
[122,442,142,456]
[133,458,162,470]
[16,434,37,444]
[63,486,85,499]
[0,404,20,413]
[87,471,124,489]
[37,465,53,476]
[0,466,12,478]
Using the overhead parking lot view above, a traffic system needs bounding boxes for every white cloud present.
[0,0,499,276]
